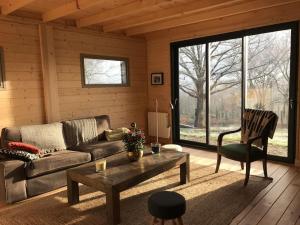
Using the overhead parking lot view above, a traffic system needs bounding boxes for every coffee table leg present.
[106,188,120,225]
[67,176,79,204]
[180,155,190,184]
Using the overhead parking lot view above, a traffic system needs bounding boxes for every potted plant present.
[123,122,145,162]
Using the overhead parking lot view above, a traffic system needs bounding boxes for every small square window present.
[80,54,129,87]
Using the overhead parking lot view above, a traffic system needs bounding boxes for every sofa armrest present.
[0,159,27,203]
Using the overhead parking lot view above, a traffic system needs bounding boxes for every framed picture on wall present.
[151,73,164,85]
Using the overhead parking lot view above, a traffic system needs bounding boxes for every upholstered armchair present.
[215,109,278,186]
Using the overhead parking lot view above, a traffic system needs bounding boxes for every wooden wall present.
[0,20,45,129]
[54,27,147,128]
[0,19,147,132]
[146,2,300,164]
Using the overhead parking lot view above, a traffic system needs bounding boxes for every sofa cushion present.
[20,123,67,153]
[219,144,264,162]
[25,150,91,178]
[27,170,67,197]
[95,115,111,140]
[62,118,98,148]
[70,140,124,161]
[1,127,22,148]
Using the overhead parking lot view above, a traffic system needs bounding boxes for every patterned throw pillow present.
[0,148,40,162]
[8,142,41,154]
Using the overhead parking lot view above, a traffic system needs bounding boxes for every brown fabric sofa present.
[0,115,124,203]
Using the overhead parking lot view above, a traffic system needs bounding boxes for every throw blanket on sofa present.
[241,109,278,148]
[20,123,67,153]
[63,118,98,148]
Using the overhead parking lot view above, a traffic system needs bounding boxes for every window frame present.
[80,54,130,88]
[170,21,299,163]
[0,47,5,89]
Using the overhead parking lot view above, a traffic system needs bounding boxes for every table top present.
[67,149,189,190]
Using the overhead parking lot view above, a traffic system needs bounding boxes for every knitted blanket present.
[63,118,98,148]
[20,123,67,153]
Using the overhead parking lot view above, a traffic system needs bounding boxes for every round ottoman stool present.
[161,144,183,152]
[148,191,186,225]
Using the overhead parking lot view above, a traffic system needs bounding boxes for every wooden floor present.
[184,147,300,225]
[0,147,299,225]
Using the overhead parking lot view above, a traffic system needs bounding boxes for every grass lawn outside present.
[180,127,288,157]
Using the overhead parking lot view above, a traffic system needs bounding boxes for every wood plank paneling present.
[257,184,300,225]
[39,24,60,123]
[54,28,147,129]
[0,18,147,133]
[185,148,300,225]
[103,0,243,32]
[0,20,45,131]
[1,0,36,15]
[127,0,300,36]
[277,176,300,225]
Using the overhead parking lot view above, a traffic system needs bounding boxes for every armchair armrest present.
[217,128,241,146]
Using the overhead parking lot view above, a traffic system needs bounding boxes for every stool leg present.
[177,217,184,225]
[172,219,177,225]
[240,162,244,170]
[152,217,158,225]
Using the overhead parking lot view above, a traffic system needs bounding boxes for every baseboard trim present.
[295,159,300,167]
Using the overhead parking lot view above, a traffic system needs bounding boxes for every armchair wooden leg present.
[262,158,268,178]
[244,162,251,186]
[240,162,244,170]
[215,154,222,173]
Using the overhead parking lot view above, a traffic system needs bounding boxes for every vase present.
[127,150,143,162]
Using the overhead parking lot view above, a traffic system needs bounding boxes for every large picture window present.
[80,54,129,87]
[171,22,298,163]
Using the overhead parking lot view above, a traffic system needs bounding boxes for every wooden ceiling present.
[0,0,299,36]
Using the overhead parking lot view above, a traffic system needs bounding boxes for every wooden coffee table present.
[66,149,190,225]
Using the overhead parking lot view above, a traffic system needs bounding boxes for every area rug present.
[0,158,271,225]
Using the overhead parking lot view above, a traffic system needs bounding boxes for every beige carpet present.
[0,159,271,225]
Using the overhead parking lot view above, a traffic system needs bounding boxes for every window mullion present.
[242,36,248,122]
[206,43,210,145]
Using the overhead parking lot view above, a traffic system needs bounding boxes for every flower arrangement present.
[123,122,145,152]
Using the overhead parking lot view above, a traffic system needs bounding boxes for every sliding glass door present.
[171,22,298,162]
[245,30,292,158]
[209,38,242,145]
[178,44,207,143]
